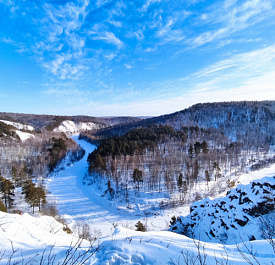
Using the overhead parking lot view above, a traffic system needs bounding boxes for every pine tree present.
[0,173,15,211]
[0,199,7,212]
[135,221,146,232]
[177,173,183,191]
[201,140,209,154]
[133,168,143,191]
[22,180,46,213]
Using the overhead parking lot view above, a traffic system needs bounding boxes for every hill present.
[0,112,142,131]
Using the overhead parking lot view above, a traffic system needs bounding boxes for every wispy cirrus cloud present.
[1,0,275,116]
[195,44,275,78]
[191,0,273,47]
[88,28,124,48]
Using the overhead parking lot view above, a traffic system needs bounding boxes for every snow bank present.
[91,226,274,264]
[53,120,100,135]
[0,119,34,131]
[0,211,93,264]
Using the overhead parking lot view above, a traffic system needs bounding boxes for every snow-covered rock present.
[0,119,34,131]
[170,176,275,244]
[53,120,100,135]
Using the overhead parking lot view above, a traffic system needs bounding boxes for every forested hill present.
[93,101,275,140]
[0,112,141,130]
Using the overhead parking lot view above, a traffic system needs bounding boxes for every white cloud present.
[139,0,161,12]
[0,37,14,44]
[89,30,124,48]
[124,64,132,69]
[190,0,273,47]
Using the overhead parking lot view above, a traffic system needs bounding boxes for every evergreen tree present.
[135,221,146,232]
[133,168,143,191]
[0,173,15,211]
[0,199,7,212]
[177,173,183,191]
[22,180,46,213]
[194,142,201,156]
[201,140,209,154]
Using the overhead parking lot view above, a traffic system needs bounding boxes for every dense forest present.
[85,101,275,207]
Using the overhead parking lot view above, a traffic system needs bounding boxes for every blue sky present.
[0,0,275,116]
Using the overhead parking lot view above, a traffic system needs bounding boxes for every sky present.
[0,0,275,117]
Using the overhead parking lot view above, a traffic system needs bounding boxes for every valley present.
[0,101,275,264]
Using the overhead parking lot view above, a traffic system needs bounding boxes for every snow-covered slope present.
[15,130,35,141]
[1,211,274,265]
[0,119,34,131]
[170,176,275,244]
[91,227,274,265]
[0,211,94,264]
[53,120,100,135]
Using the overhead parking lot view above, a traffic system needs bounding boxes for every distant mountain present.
[94,101,275,142]
[0,112,141,131]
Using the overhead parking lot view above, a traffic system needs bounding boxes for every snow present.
[0,119,34,131]
[53,120,100,135]
[170,175,275,244]
[1,136,274,264]
[238,163,275,185]
[15,130,34,141]
[91,227,274,264]
[1,212,273,265]
[0,211,93,264]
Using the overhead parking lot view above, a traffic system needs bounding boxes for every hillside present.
[93,101,275,140]
[84,101,275,212]
[0,112,142,131]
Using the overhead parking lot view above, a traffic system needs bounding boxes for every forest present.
[85,101,275,207]
[0,125,84,214]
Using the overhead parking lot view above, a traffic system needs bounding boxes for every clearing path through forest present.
[46,136,173,237]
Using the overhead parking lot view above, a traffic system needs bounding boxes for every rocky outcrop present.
[170,176,275,244]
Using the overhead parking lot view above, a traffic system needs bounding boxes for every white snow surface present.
[0,211,93,264]
[91,227,274,264]
[0,119,34,131]
[15,130,35,141]
[1,211,274,264]
[53,120,100,135]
